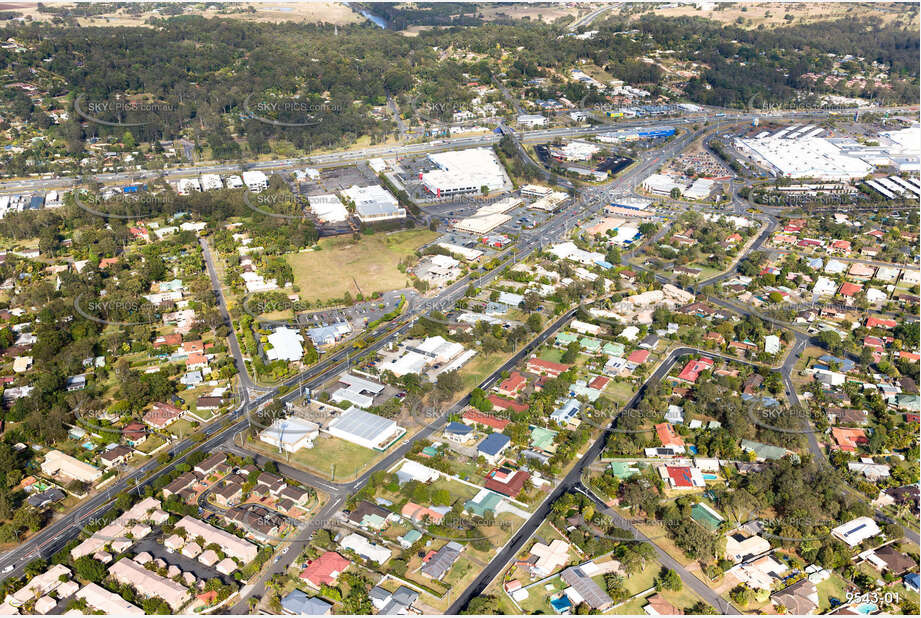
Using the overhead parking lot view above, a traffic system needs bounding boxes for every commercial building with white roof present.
[327,407,403,451]
[266,327,304,362]
[341,184,405,222]
[242,170,269,193]
[309,194,349,223]
[453,197,521,234]
[423,148,510,197]
[548,241,605,266]
[199,174,223,191]
[260,417,320,452]
[734,133,874,180]
[381,336,468,377]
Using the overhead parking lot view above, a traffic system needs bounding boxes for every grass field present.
[816,573,851,613]
[246,434,381,482]
[287,228,438,303]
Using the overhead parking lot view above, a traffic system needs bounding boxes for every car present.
[2,565,13,573]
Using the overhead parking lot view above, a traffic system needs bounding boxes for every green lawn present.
[245,434,382,481]
[816,573,851,613]
[605,380,638,405]
[287,228,438,303]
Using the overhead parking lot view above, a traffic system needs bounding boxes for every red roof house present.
[462,409,510,431]
[675,357,713,384]
[831,427,868,452]
[526,357,571,378]
[496,371,527,397]
[487,395,529,414]
[627,349,650,365]
[866,317,897,329]
[655,423,685,449]
[300,551,350,589]
[484,467,530,498]
[839,282,862,297]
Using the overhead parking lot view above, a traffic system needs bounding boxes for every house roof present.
[300,551,349,587]
[462,409,510,430]
[477,432,511,456]
[831,427,868,452]
[484,467,530,497]
[655,422,684,448]
[281,589,333,615]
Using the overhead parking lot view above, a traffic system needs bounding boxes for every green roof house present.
[555,332,578,347]
[465,489,503,517]
[530,426,558,453]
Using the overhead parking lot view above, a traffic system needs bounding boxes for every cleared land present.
[635,2,918,30]
[12,2,361,27]
[287,228,438,303]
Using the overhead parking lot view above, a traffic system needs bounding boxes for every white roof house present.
[177,177,201,195]
[266,327,304,362]
[341,184,405,222]
[825,259,847,275]
[831,517,881,547]
[764,335,780,355]
[8,565,71,607]
[725,534,772,563]
[340,532,392,564]
[327,408,402,451]
[812,276,838,297]
[259,417,319,452]
[41,450,101,484]
[548,241,605,266]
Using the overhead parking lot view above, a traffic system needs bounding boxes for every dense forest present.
[0,11,916,164]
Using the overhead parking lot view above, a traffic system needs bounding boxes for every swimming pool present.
[856,603,878,614]
[703,473,718,480]
[81,441,95,450]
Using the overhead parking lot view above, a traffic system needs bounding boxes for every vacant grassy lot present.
[246,433,382,481]
[288,228,438,303]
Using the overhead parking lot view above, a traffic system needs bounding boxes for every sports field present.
[287,228,438,303]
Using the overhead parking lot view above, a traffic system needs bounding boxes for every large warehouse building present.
[327,407,403,451]
[422,148,510,197]
[309,194,349,223]
[453,196,522,234]
[734,127,875,180]
[341,184,406,222]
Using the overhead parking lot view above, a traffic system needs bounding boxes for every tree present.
[655,567,683,591]
[73,557,106,583]
[527,312,543,333]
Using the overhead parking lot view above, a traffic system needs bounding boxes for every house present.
[674,357,713,384]
[496,371,527,397]
[526,357,571,378]
[488,394,529,414]
[214,482,243,507]
[347,501,390,530]
[99,445,132,469]
[771,579,819,615]
[831,427,868,452]
[659,464,705,489]
[401,501,449,525]
[644,593,682,615]
[864,545,915,575]
[484,466,530,498]
[831,517,881,547]
[725,532,772,563]
[122,422,147,446]
[477,432,511,465]
[443,421,475,444]
[420,541,463,580]
[41,450,102,484]
[369,585,418,615]
[144,402,183,429]
[529,539,570,577]
[550,398,580,426]
[194,453,229,477]
[462,409,510,431]
[300,551,350,589]
[560,566,613,610]
[280,590,332,616]
[655,423,685,450]
[827,408,868,425]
